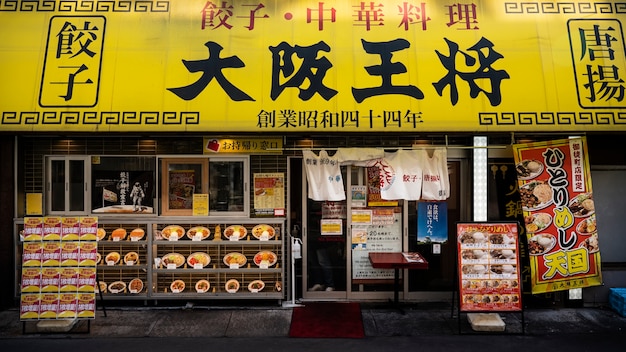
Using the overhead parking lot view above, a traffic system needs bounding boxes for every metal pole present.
[283,236,303,308]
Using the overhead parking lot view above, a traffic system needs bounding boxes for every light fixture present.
[473,136,488,222]
[296,139,313,148]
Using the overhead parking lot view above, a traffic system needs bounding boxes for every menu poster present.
[253,173,285,215]
[351,186,367,207]
[512,137,602,294]
[457,222,523,312]
[20,217,97,321]
[168,170,195,209]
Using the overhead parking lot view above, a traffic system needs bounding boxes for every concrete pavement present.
[1,302,625,351]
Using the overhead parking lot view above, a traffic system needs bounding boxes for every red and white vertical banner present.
[513,137,602,294]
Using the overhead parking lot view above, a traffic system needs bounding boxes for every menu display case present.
[96,222,150,299]
[14,219,285,302]
[151,221,284,300]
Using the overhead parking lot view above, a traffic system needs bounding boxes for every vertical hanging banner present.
[366,167,397,207]
[417,201,448,243]
[512,137,602,294]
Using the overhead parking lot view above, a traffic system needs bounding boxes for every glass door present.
[299,155,464,302]
[305,198,348,295]
[302,157,348,298]
[302,163,405,300]
[347,166,404,300]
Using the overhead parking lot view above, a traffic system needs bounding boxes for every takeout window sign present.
[203,137,283,154]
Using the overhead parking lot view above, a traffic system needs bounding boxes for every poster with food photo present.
[457,222,522,312]
[513,137,602,294]
[253,173,285,214]
[20,217,98,320]
[168,170,195,209]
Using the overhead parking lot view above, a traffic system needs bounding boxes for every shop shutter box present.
[608,288,626,317]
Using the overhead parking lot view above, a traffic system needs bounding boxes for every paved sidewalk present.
[1,302,626,338]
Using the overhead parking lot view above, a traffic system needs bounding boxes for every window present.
[209,157,248,216]
[46,156,90,215]
[159,156,249,217]
[160,158,209,216]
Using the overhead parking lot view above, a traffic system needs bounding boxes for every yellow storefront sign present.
[1,0,626,133]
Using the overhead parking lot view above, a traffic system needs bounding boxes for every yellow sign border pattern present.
[0,1,171,12]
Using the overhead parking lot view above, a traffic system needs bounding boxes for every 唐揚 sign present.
[513,137,602,294]
[2,1,626,133]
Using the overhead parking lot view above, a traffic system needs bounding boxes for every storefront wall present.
[0,139,15,308]
[3,134,626,308]
[2,1,626,308]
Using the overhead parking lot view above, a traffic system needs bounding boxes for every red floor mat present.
[289,302,365,338]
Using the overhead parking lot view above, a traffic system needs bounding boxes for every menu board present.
[457,222,522,312]
[20,217,98,321]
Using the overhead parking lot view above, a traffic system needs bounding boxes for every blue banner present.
[417,201,448,243]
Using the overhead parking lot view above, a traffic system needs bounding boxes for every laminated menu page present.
[457,222,523,312]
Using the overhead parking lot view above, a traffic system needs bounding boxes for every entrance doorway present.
[289,155,465,302]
